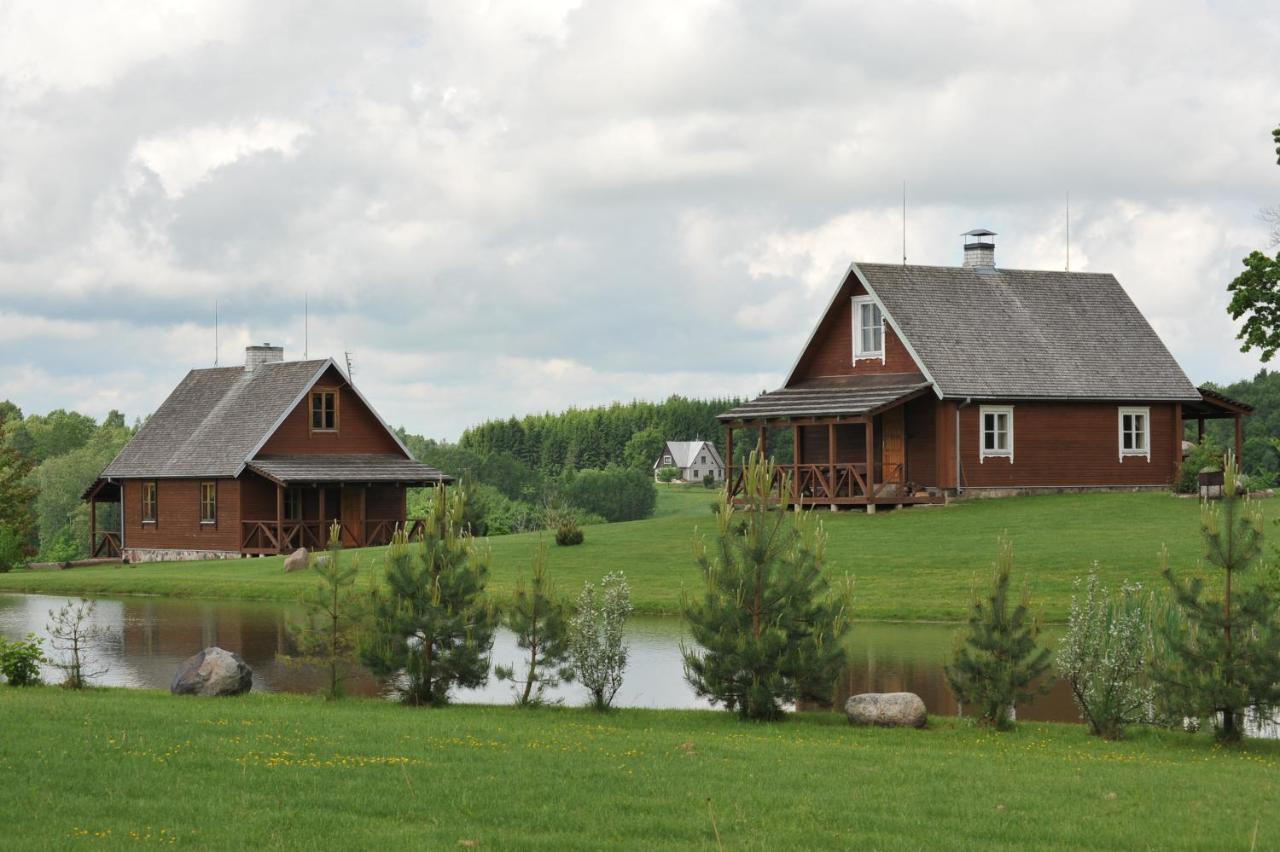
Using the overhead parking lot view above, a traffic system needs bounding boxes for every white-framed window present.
[852,296,884,361]
[1119,407,1151,461]
[979,405,1014,462]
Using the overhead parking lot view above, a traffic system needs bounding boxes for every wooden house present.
[718,230,1251,510]
[652,440,725,482]
[83,345,450,561]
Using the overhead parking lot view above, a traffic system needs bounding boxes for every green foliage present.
[1154,456,1280,742]
[46,599,112,689]
[1175,439,1224,494]
[4,408,97,464]
[362,489,496,706]
[623,427,667,472]
[656,466,681,483]
[569,572,632,711]
[1055,571,1152,739]
[702,473,716,489]
[31,416,132,561]
[1227,250,1280,362]
[554,516,584,547]
[561,466,656,522]
[0,633,45,686]
[682,453,852,721]
[0,413,36,569]
[494,542,573,706]
[287,524,366,699]
[945,535,1052,730]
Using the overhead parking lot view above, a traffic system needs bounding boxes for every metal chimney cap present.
[962,228,996,237]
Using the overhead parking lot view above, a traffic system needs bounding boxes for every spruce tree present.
[945,534,1051,730]
[362,487,496,706]
[682,452,852,721]
[1155,455,1280,742]
[495,541,573,706]
[287,522,365,699]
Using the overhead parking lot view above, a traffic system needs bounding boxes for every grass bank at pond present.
[0,490,1257,621]
[2,688,1278,850]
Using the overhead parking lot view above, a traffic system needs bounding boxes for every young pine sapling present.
[495,542,573,706]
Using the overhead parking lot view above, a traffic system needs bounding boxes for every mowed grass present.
[0,488,1261,621]
[1,687,1277,851]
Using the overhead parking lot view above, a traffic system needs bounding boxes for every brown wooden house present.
[84,345,450,561]
[718,230,1251,509]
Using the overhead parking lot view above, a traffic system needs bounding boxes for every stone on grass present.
[171,647,253,697]
[844,692,927,728]
[283,547,309,573]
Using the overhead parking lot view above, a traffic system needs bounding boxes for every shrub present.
[1175,440,1223,494]
[945,535,1052,730]
[656,466,681,483]
[569,572,632,711]
[682,453,852,721]
[702,473,716,489]
[0,633,46,686]
[495,543,573,706]
[562,467,657,522]
[1055,570,1151,739]
[555,517,584,546]
[0,526,27,572]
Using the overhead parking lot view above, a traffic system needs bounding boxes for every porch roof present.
[717,381,932,425]
[245,454,452,487]
[1181,386,1254,420]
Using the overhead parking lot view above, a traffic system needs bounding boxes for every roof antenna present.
[1065,191,1071,272]
[304,292,309,359]
[214,299,219,366]
[344,350,354,384]
[901,180,907,266]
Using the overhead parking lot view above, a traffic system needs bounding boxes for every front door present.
[881,408,906,483]
[341,486,365,547]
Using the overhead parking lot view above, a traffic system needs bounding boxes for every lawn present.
[0,687,1277,850]
[0,489,1262,621]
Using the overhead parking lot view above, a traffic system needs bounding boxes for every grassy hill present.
[0,486,1257,622]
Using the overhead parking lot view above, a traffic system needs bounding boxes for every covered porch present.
[719,381,946,511]
[84,479,123,558]
[1183,387,1253,460]
[240,455,451,555]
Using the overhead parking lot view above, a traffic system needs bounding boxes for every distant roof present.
[247,455,451,486]
[849,263,1202,402]
[100,358,410,478]
[658,440,721,468]
[718,381,931,423]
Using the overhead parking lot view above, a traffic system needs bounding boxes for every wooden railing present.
[241,519,428,554]
[726,462,908,504]
[92,532,121,558]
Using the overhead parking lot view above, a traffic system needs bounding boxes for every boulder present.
[170,647,253,697]
[283,547,309,573]
[844,692,927,728]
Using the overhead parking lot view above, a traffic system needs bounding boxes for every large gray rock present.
[283,547,309,573]
[845,692,927,728]
[170,647,253,697]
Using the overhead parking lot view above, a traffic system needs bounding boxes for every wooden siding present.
[958,401,1179,488]
[366,485,405,521]
[240,473,279,521]
[122,478,241,551]
[904,395,937,487]
[256,365,404,457]
[790,274,921,382]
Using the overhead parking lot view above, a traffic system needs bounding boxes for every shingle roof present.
[247,455,451,485]
[658,441,722,468]
[102,359,339,478]
[718,382,931,423]
[851,263,1202,402]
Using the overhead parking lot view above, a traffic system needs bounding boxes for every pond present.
[0,592,1080,721]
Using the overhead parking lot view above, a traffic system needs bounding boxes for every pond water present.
[1,592,1093,720]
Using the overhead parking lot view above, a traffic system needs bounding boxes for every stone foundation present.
[955,485,1170,499]
[123,547,240,564]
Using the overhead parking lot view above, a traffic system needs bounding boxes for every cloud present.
[1,0,1279,437]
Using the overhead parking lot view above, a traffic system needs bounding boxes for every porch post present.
[1197,417,1205,443]
[827,422,836,508]
[757,425,766,458]
[275,483,284,555]
[791,424,801,503]
[725,427,734,492]
[1173,402,1183,482]
[865,415,876,514]
[318,487,326,547]
[1234,414,1244,467]
[89,493,96,557]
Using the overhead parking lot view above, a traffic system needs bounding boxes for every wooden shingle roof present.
[247,455,451,486]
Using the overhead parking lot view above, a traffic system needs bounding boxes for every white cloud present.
[131,120,310,198]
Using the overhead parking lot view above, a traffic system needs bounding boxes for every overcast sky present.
[2,1,1278,439]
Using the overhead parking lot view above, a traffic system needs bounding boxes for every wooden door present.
[881,408,905,483]
[341,486,365,547]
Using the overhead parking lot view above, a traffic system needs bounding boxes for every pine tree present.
[495,541,573,706]
[682,452,852,721]
[287,522,366,699]
[361,487,496,706]
[1155,455,1280,742]
[945,534,1051,730]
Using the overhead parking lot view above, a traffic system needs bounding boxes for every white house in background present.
[653,440,725,482]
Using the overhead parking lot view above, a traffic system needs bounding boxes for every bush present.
[1175,440,1223,494]
[569,572,632,711]
[0,633,46,686]
[562,466,657,522]
[555,517,584,547]
[1055,570,1151,739]
[0,526,28,572]
[656,466,681,483]
[702,473,716,489]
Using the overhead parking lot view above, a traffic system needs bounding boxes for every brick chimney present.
[245,343,284,371]
[962,228,996,268]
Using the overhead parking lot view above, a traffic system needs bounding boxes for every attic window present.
[311,389,339,432]
[852,296,884,361]
[1119,407,1150,461]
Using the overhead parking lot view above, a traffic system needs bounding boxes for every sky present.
[2,0,1278,440]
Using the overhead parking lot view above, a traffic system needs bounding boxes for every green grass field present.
[1,687,1276,850]
[0,487,1261,621]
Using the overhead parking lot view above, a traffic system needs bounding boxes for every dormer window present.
[853,296,884,361]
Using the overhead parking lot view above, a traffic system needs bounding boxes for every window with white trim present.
[1119,407,1150,461]
[852,296,884,361]
[980,406,1014,462]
